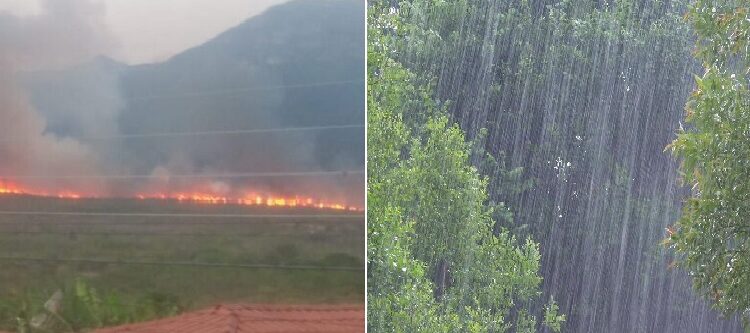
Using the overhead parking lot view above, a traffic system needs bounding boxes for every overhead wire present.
[0,256,363,271]
[129,79,364,102]
[0,124,364,144]
[0,170,364,180]
[0,230,363,237]
[0,210,362,222]
[0,78,366,277]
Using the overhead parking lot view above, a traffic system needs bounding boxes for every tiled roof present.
[94,304,364,333]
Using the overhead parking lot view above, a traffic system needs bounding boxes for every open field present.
[0,195,364,330]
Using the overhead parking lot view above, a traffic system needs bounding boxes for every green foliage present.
[4,278,183,332]
[367,6,441,331]
[367,1,564,331]
[544,297,565,332]
[0,198,365,332]
[397,0,690,93]
[667,0,750,326]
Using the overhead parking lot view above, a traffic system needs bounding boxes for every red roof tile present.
[94,304,364,333]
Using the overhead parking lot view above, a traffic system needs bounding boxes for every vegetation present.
[5,279,181,333]
[0,196,364,331]
[373,0,749,331]
[371,0,746,331]
[367,2,564,331]
[667,0,750,328]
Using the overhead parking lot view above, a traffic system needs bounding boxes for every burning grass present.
[0,180,363,212]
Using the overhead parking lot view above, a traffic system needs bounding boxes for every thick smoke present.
[0,0,118,195]
[3,0,365,207]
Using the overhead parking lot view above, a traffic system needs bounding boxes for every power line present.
[0,124,364,143]
[130,79,364,102]
[0,221,361,226]
[0,230,364,238]
[0,170,364,180]
[0,211,364,225]
[0,256,363,272]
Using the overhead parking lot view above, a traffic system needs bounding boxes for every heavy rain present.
[367,0,749,332]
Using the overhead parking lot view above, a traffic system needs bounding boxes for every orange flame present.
[134,192,361,211]
[0,180,362,212]
[0,181,82,199]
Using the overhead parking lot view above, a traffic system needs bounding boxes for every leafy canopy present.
[367,1,564,331]
[667,0,750,327]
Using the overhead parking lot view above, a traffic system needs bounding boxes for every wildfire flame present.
[0,180,362,212]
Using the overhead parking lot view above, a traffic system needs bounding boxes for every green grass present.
[0,195,364,331]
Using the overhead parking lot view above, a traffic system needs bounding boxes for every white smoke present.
[0,0,118,194]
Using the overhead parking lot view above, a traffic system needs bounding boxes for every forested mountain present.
[23,0,365,204]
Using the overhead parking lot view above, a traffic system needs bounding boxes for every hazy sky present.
[0,0,289,64]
